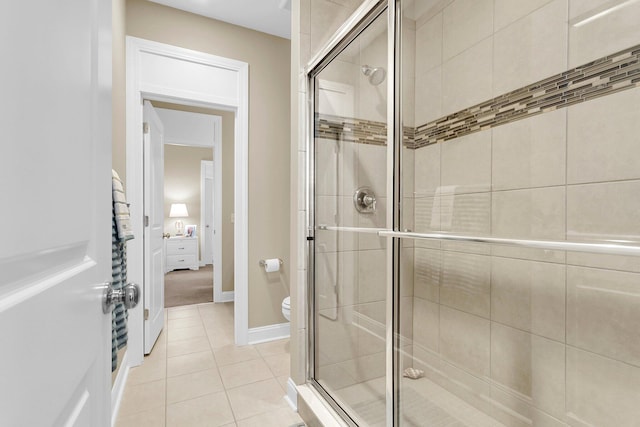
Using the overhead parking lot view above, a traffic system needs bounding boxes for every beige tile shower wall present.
[310,9,388,123]
[410,0,640,425]
[358,18,388,123]
[568,0,640,67]
[314,135,390,387]
[413,0,569,119]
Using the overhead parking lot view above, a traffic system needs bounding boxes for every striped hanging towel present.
[111,170,134,372]
[112,170,134,242]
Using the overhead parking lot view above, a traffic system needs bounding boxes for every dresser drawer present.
[164,237,199,272]
[166,254,197,269]
[166,239,197,255]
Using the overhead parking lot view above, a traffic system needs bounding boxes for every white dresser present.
[165,236,199,273]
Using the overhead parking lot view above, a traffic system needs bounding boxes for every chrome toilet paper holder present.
[259,258,283,266]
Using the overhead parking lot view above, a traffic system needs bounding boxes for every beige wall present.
[163,144,212,239]
[112,0,127,181]
[156,101,236,293]
[217,111,235,293]
[123,0,291,328]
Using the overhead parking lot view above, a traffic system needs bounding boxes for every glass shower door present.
[309,0,640,425]
[310,6,391,426]
[395,0,640,426]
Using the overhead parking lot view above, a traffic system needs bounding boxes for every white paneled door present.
[143,101,165,354]
[0,0,113,425]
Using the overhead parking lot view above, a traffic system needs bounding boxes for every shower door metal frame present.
[389,1,402,426]
[305,0,403,426]
[305,1,640,425]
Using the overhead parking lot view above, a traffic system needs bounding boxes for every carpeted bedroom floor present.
[164,265,213,307]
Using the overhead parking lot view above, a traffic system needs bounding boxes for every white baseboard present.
[111,350,130,426]
[215,290,234,303]
[247,322,290,344]
[285,377,298,411]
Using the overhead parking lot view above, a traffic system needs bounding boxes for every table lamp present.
[169,203,189,236]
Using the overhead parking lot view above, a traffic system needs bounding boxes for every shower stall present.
[304,0,640,425]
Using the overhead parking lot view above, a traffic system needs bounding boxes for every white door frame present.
[126,37,250,366]
[200,160,213,268]
[200,155,228,303]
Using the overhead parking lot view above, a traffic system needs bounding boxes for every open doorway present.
[163,141,213,308]
[151,101,234,309]
[126,36,250,367]
[139,97,237,354]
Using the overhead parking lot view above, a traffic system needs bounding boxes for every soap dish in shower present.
[403,367,424,380]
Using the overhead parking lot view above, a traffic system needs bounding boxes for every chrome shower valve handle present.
[353,186,376,213]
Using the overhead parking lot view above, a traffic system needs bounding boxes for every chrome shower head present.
[361,64,386,85]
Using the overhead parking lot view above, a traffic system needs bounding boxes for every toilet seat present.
[282,296,291,321]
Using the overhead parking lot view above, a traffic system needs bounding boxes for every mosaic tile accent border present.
[316,114,387,146]
[414,43,640,148]
[315,114,417,148]
[315,43,640,150]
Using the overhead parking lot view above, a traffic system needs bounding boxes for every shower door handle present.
[102,282,140,313]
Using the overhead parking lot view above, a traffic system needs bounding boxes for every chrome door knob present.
[102,282,140,313]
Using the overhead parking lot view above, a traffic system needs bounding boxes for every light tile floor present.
[116,302,304,427]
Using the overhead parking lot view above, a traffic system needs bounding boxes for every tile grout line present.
[121,304,297,427]
[205,304,242,425]
[168,305,230,425]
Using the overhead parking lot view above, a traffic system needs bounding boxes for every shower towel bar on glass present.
[376,230,640,257]
[316,225,387,234]
[315,225,640,256]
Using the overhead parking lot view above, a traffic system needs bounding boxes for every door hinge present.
[143,122,150,134]
[144,215,149,227]
[144,308,149,320]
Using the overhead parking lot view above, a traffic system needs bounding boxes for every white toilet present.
[281,296,291,321]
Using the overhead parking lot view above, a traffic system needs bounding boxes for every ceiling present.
[149,0,292,39]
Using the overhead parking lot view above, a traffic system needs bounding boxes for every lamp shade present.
[169,203,189,218]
